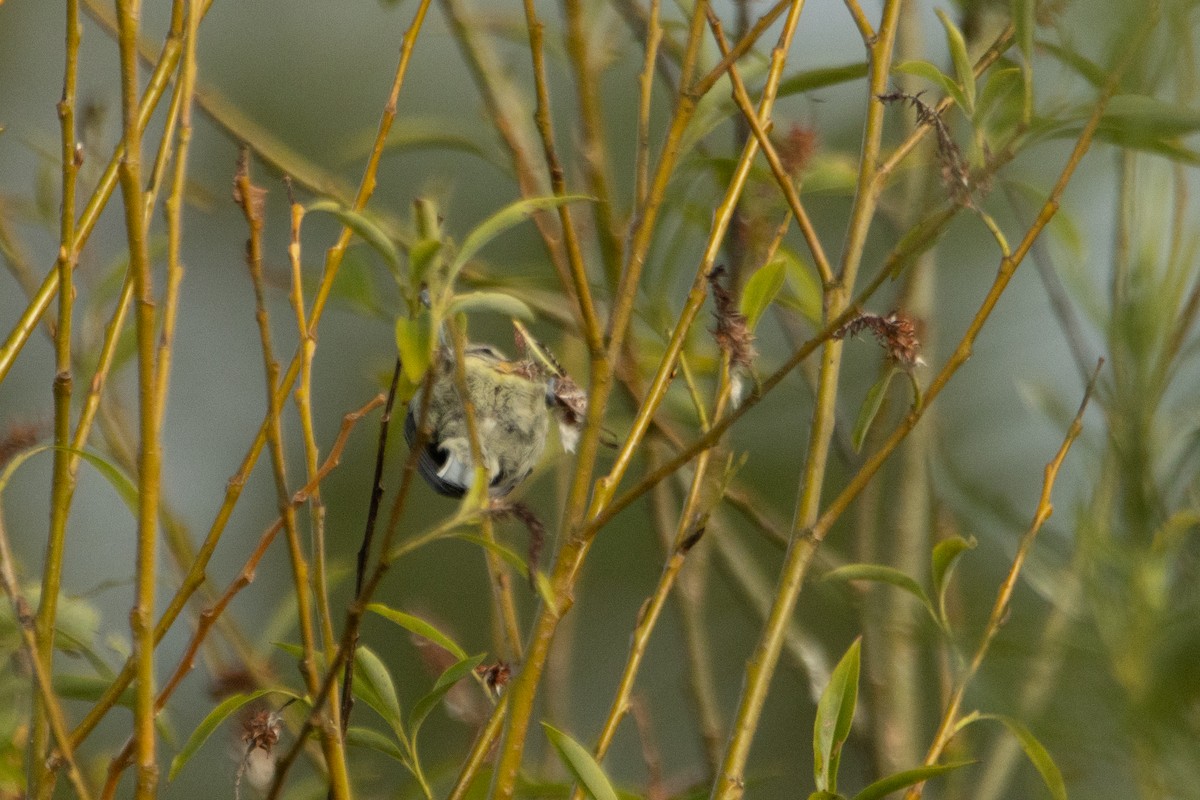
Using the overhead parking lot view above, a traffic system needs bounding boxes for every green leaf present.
[824,564,938,626]
[850,761,975,800]
[367,604,468,660]
[739,258,788,332]
[395,314,434,385]
[808,792,846,800]
[964,714,1066,800]
[778,62,869,97]
[409,653,486,738]
[453,532,558,613]
[542,722,620,800]
[54,674,135,707]
[931,536,977,624]
[449,194,592,282]
[774,247,822,324]
[447,291,534,321]
[0,445,137,515]
[935,8,975,114]
[354,645,403,731]
[1013,0,1035,119]
[975,67,1024,127]
[168,689,301,780]
[345,725,408,763]
[813,638,861,793]
[893,60,968,113]
[851,366,901,452]
[307,200,401,274]
[408,238,443,292]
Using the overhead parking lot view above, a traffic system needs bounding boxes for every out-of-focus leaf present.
[54,674,134,706]
[410,654,485,738]
[408,238,442,292]
[168,689,301,781]
[813,638,861,793]
[447,291,534,321]
[975,67,1023,127]
[931,535,977,624]
[542,722,620,800]
[331,253,388,319]
[802,152,859,194]
[824,564,938,626]
[395,314,433,385]
[778,62,869,96]
[850,761,975,800]
[367,604,468,661]
[346,725,407,763]
[962,714,1067,800]
[1013,0,1034,118]
[739,258,788,332]
[454,532,559,613]
[0,445,137,515]
[775,247,822,324]
[307,200,401,274]
[338,117,499,169]
[893,60,968,113]
[851,366,900,452]
[808,792,846,800]
[354,645,403,731]
[935,9,975,113]
[449,194,592,282]
[1038,40,1106,88]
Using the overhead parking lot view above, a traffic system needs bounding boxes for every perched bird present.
[404,323,584,498]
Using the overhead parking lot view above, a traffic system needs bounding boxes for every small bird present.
[404,323,584,498]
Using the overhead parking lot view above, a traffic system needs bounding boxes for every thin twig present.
[234,152,352,800]
[903,359,1103,799]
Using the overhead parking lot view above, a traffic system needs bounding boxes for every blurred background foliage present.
[1,0,1199,798]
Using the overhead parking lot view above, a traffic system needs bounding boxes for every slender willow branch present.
[633,0,662,211]
[113,0,166,795]
[562,0,625,284]
[708,9,833,284]
[33,0,82,792]
[235,153,352,800]
[521,0,604,355]
[903,361,1102,799]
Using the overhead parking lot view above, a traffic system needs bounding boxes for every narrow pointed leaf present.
[824,564,938,626]
[354,645,403,730]
[367,604,468,661]
[346,725,408,764]
[779,62,869,96]
[931,536,977,623]
[813,638,861,793]
[0,445,137,515]
[739,257,788,332]
[168,689,301,780]
[454,532,558,613]
[966,714,1066,800]
[307,200,401,273]
[447,291,534,321]
[850,761,975,800]
[449,194,592,281]
[893,60,968,113]
[410,653,486,738]
[851,367,901,452]
[935,9,975,113]
[542,722,620,800]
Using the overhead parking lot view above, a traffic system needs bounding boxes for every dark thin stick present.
[338,358,402,735]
